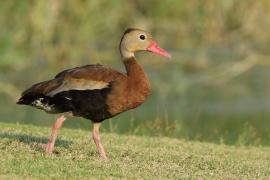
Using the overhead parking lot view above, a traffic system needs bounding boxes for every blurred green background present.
[1,0,270,145]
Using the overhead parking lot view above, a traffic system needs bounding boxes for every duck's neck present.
[120,43,150,94]
[123,57,146,78]
[123,57,150,95]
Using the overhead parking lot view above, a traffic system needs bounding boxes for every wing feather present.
[20,64,127,98]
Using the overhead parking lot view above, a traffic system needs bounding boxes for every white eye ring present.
[139,34,146,40]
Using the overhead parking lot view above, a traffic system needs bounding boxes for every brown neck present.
[122,57,151,108]
[123,57,144,77]
[123,57,150,93]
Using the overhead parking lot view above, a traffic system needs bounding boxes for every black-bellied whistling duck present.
[17,28,171,159]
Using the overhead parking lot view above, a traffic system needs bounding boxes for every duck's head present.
[120,28,171,59]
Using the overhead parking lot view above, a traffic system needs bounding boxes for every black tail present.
[16,98,27,105]
[16,93,43,105]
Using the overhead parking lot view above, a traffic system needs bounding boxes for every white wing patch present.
[32,98,54,112]
[47,79,109,97]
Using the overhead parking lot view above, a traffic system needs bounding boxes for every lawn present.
[0,122,269,179]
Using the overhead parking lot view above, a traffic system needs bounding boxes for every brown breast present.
[107,57,151,116]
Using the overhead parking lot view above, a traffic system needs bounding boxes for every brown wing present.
[19,64,127,98]
[47,64,127,96]
[55,64,126,83]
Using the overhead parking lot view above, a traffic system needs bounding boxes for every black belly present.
[18,87,113,122]
[53,88,112,122]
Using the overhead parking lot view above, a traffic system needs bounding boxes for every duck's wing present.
[17,64,127,105]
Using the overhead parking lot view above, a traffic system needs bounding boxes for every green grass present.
[0,122,270,179]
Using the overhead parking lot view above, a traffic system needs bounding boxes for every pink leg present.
[92,123,107,159]
[41,115,66,154]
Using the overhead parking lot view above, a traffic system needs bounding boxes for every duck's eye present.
[139,34,146,40]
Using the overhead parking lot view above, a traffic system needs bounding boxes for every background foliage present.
[1,0,270,145]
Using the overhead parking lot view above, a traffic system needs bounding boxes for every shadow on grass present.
[0,131,72,149]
